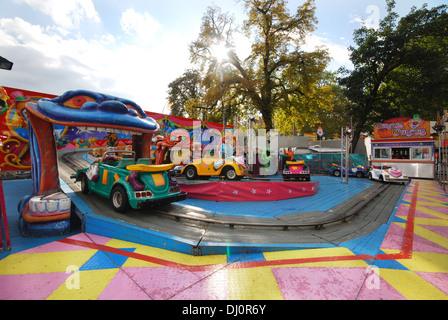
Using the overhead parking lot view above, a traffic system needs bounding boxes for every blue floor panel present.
[179,176,372,218]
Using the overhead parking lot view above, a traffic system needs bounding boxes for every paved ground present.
[1,179,447,301]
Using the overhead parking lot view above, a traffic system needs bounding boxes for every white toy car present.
[368,165,409,184]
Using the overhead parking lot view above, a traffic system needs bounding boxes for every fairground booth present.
[371,115,435,179]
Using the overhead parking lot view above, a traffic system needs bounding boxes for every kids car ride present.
[180,157,250,181]
[72,150,187,213]
[368,165,409,184]
[282,160,311,181]
[329,163,368,178]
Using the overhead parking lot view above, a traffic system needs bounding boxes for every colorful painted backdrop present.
[0,87,229,171]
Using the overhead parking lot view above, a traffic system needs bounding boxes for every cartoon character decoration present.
[285,147,294,161]
[105,132,119,148]
[316,126,325,139]
[154,132,187,165]
[17,90,160,237]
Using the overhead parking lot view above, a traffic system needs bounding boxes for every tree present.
[167,69,204,119]
[189,0,330,130]
[273,71,344,137]
[167,67,252,124]
[339,0,448,150]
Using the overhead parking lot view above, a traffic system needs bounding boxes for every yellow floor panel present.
[105,238,227,268]
[413,217,448,227]
[396,251,448,274]
[0,250,97,275]
[413,225,448,250]
[228,267,283,300]
[379,269,448,300]
[47,269,120,300]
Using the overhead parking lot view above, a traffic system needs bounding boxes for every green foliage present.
[339,0,448,149]
[172,0,330,130]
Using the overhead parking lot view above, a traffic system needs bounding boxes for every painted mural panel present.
[0,87,57,171]
[0,87,229,171]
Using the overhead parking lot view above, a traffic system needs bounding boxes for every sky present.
[0,0,446,114]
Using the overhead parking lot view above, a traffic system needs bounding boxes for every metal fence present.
[285,153,368,175]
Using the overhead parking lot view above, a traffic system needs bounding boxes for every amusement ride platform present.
[58,150,406,256]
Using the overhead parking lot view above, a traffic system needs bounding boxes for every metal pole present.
[439,110,448,193]
[441,119,446,192]
[341,127,344,184]
[319,138,322,174]
[345,128,350,184]
[440,129,443,188]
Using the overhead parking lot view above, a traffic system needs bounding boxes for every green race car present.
[71,150,187,213]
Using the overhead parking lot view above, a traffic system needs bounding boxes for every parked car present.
[71,150,187,212]
[180,157,250,180]
[368,165,409,184]
[282,160,311,181]
[329,163,368,178]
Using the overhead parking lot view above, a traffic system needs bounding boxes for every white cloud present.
[0,12,192,113]
[120,8,162,45]
[303,33,352,70]
[13,0,100,29]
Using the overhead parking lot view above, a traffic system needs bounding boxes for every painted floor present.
[1,179,448,300]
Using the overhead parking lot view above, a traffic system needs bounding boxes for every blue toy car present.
[329,163,368,178]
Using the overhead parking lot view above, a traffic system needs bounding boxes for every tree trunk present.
[351,126,361,153]
[260,105,273,130]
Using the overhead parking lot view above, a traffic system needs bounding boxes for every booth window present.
[412,147,431,160]
[392,148,409,159]
[374,148,390,159]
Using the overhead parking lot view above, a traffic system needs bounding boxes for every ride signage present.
[374,116,430,139]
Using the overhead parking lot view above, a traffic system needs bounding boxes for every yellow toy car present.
[180,157,250,180]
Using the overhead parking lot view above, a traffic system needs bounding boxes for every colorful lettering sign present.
[374,115,430,139]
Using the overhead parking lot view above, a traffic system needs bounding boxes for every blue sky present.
[0,0,446,113]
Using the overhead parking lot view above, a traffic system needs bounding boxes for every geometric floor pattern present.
[1,179,447,300]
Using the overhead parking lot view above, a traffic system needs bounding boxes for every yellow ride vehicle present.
[180,157,250,180]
